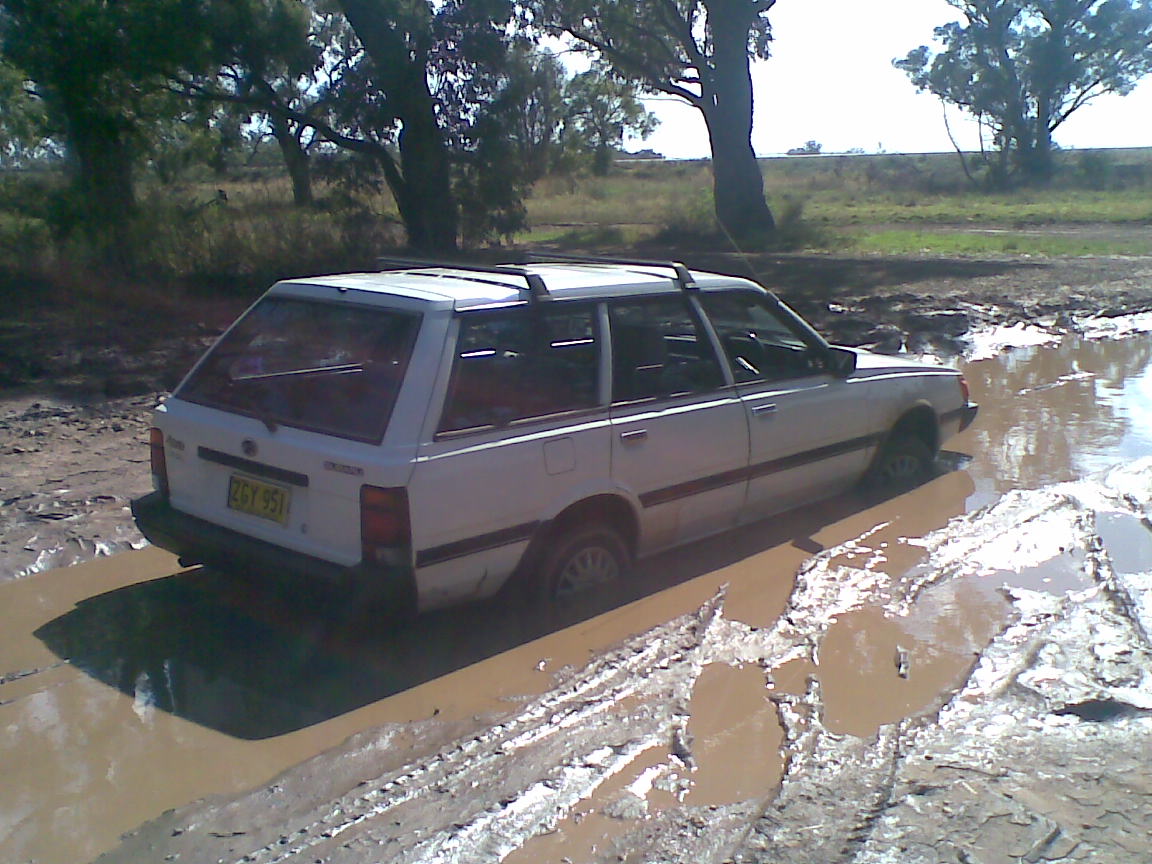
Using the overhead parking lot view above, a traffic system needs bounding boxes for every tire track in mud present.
[739,460,1152,864]
[0,660,73,706]
[98,460,1152,864]
[0,661,68,687]
[106,597,728,864]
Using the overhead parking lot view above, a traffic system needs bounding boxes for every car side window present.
[698,292,820,383]
[609,295,725,401]
[438,305,600,433]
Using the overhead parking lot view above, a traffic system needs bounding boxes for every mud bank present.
[98,460,1152,864]
[0,394,154,581]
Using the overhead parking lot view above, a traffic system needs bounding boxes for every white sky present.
[636,0,1152,158]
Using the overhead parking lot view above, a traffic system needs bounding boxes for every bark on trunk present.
[703,6,775,240]
[394,78,458,252]
[69,123,135,222]
[336,0,459,252]
[270,113,313,208]
[63,102,137,266]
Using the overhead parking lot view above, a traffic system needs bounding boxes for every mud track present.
[96,462,1152,864]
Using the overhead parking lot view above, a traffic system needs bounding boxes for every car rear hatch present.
[156,294,423,568]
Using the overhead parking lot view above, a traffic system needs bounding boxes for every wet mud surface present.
[1,394,155,580]
[2,252,1152,863]
[86,462,1152,864]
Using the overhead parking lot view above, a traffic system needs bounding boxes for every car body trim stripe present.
[416,520,540,568]
[638,433,881,508]
[412,432,887,567]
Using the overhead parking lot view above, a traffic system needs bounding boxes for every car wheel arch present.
[880,402,940,457]
[862,402,941,490]
[515,493,639,582]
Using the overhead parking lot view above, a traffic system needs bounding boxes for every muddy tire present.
[866,435,934,491]
[536,524,631,617]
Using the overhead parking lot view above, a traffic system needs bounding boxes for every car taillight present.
[959,375,971,405]
[149,427,169,497]
[361,485,411,566]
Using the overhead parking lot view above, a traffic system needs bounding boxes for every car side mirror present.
[825,347,857,378]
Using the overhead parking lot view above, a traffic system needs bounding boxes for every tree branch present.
[940,97,977,186]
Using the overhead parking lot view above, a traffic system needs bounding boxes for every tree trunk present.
[592,142,612,175]
[62,102,137,265]
[336,0,459,252]
[702,3,775,239]
[68,121,135,221]
[269,112,313,207]
[1023,93,1055,184]
[395,80,458,252]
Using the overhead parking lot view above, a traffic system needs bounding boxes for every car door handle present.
[751,403,778,415]
[619,429,648,442]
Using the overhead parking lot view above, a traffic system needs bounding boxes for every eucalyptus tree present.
[897,0,1152,186]
[0,0,210,236]
[564,68,659,175]
[537,0,778,238]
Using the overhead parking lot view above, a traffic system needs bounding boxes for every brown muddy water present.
[2,333,1151,864]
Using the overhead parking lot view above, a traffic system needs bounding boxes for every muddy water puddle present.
[957,331,1152,505]
[4,332,1152,863]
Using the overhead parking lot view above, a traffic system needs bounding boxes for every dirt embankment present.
[2,252,1151,582]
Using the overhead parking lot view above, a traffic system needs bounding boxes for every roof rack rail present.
[378,257,551,301]
[520,252,697,292]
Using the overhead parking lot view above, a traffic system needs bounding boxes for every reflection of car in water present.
[131,257,978,617]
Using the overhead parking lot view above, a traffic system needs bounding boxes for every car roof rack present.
[520,252,697,292]
[378,257,551,301]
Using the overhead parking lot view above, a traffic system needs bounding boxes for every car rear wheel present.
[537,524,631,616]
[866,435,934,491]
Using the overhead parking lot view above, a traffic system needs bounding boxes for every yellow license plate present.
[227,474,291,525]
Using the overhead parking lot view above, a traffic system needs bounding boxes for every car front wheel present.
[866,435,934,491]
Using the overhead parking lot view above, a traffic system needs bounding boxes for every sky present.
[634,0,1152,158]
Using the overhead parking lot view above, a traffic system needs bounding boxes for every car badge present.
[242,439,258,458]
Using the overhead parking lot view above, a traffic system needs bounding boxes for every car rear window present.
[177,297,421,443]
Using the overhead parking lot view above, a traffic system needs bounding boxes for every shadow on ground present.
[35,464,972,740]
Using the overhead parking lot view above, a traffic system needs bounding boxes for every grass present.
[801,188,1152,227]
[1,146,1149,311]
[850,228,1152,257]
[522,150,1152,254]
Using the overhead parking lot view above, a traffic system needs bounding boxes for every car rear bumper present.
[943,402,979,434]
[958,402,979,432]
[131,491,415,612]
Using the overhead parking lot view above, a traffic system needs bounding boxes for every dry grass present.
[1,147,1150,312]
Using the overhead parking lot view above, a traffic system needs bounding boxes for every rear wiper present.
[231,363,363,382]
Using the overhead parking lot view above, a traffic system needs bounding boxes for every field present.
[525,148,1152,255]
[0,147,1150,313]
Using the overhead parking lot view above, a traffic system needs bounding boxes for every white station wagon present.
[132,257,977,615]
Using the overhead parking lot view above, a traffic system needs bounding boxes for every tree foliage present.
[787,140,822,156]
[0,0,211,240]
[1,0,665,253]
[564,68,658,174]
[0,59,50,165]
[897,0,1152,186]
[537,0,777,238]
[174,0,339,206]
